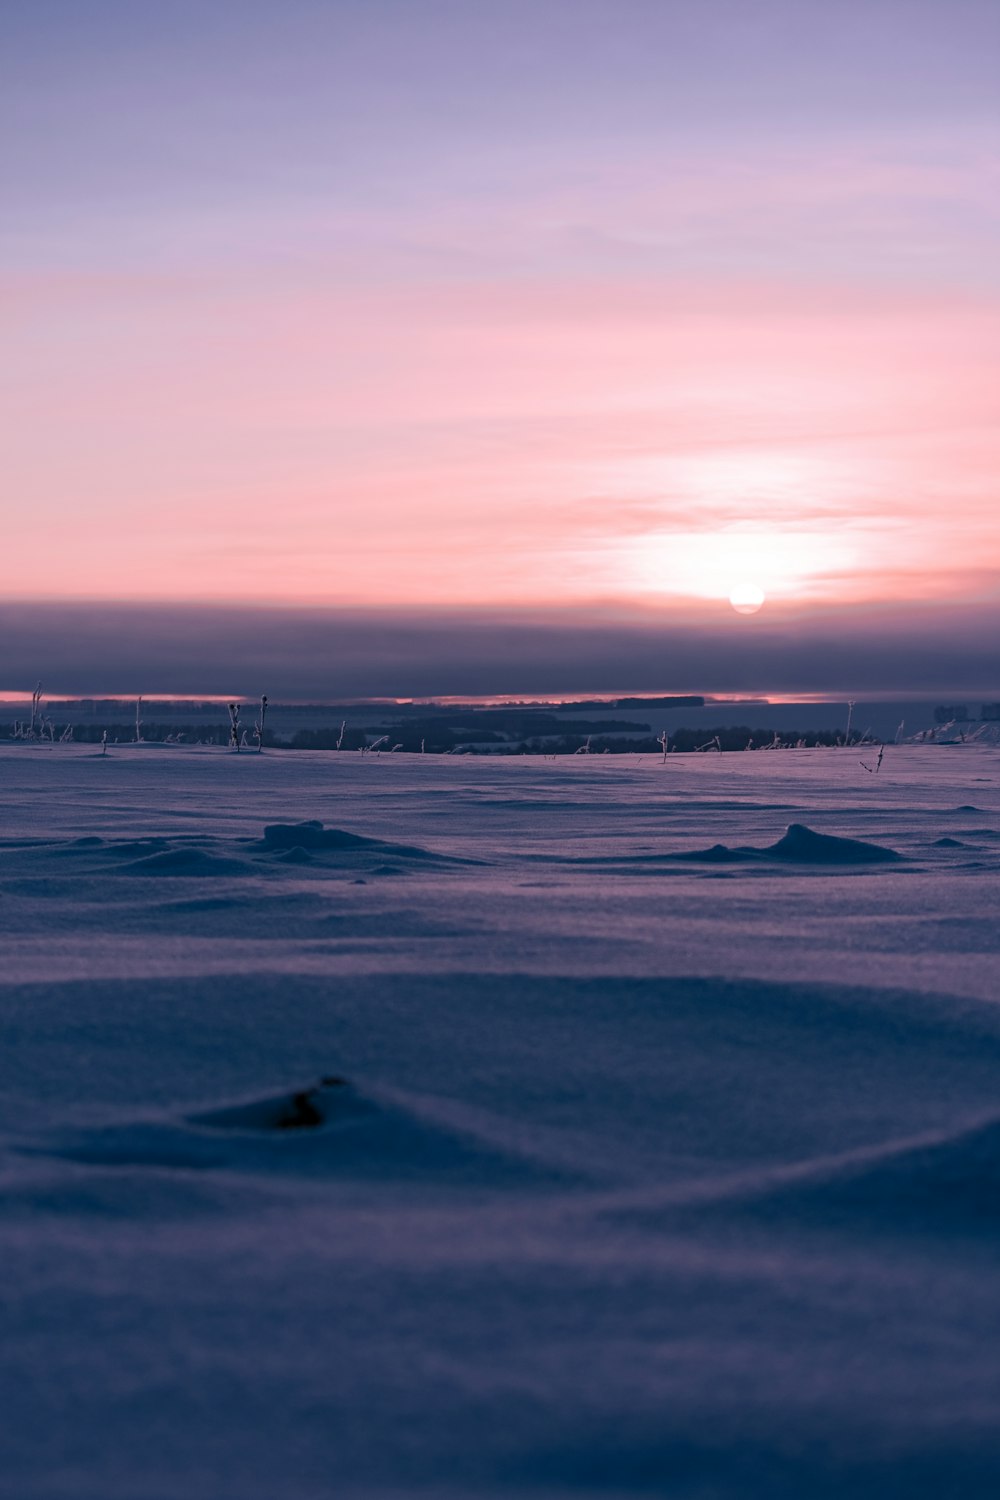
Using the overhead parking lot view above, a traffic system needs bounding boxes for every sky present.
[3,0,998,695]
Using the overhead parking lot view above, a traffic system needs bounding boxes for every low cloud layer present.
[2,600,997,701]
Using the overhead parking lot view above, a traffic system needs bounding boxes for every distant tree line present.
[936,704,1000,723]
[0,719,879,754]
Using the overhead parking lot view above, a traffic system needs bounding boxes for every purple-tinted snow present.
[1,743,999,1499]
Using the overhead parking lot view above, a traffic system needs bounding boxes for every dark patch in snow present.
[32,1076,580,1188]
[191,1076,350,1133]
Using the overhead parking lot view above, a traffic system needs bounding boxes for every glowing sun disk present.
[729,582,765,614]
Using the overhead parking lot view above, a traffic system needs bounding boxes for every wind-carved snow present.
[34,1074,580,1187]
[0,743,999,1499]
[678,821,904,863]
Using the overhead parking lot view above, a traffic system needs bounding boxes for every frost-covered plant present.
[135,696,143,744]
[228,702,241,752]
[13,683,45,740]
[254,695,268,753]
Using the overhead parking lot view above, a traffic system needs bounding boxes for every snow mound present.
[38,1077,575,1187]
[189,1075,360,1131]
[271,844,315,864]
[682,822,902,864]
[112,837,171,856]
[727,1111,1000,1236]
[767,823,902,862]
[261,821,383,851]
[613,1110,1000,1239]
[258,820,467,866]
[120,846,252,877]
[757,1112,1000,1232]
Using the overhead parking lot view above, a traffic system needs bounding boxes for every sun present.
[729,582,765,615]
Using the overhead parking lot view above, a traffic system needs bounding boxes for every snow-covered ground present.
[2,742,999,1499]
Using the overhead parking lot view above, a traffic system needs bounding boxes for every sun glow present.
[596,445,867,607]
[624,527,858,605]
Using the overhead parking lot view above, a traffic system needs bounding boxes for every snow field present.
[1,743,999,1498]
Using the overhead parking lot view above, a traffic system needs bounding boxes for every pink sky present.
[6,269,998,615]
[4,1,999,632]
